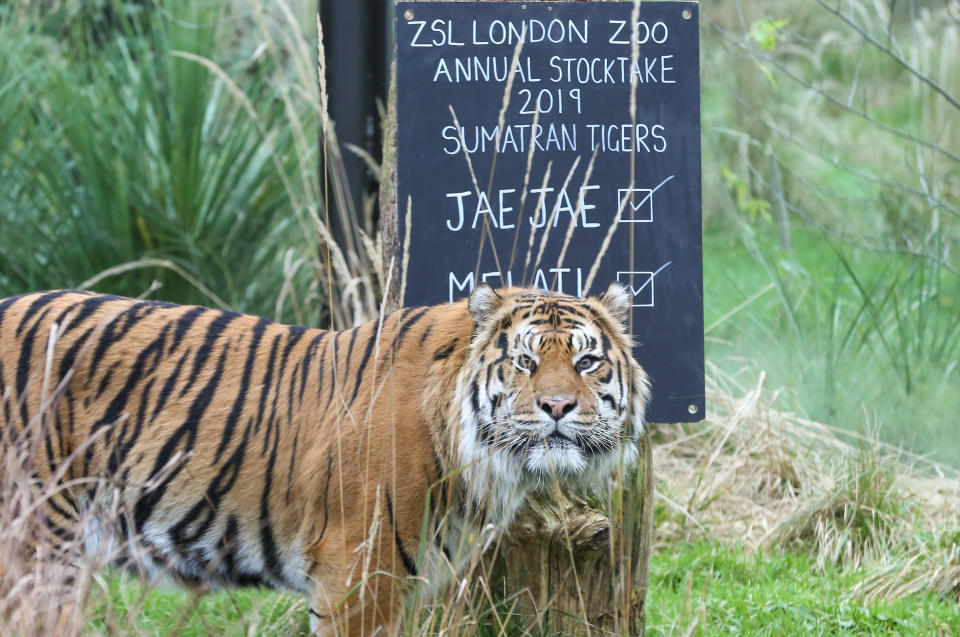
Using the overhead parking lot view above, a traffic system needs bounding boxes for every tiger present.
[0,284,650,635]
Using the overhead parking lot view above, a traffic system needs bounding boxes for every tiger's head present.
[452,284,650,522]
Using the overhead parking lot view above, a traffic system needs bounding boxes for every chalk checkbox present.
[616,271,655,307]
[617,188,654,223]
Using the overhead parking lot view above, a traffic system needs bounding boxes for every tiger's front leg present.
[307,532,405,636]
[309,592,401,637]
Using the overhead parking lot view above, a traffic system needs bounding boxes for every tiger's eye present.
[516,354,536,372]
[576,355,599,372]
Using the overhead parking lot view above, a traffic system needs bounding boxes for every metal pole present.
[318,0,388,248]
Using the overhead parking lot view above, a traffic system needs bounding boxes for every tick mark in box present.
[617,188,654,223]
[617,271,655,306]
[616,261,672,308]
[616,174,675,224]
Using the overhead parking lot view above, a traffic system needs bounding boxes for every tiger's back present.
[0,291,458,611]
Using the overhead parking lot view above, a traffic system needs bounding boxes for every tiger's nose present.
[539,397,577,421]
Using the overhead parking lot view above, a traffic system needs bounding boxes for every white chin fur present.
[523,443,588,477]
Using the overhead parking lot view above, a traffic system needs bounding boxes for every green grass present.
[648,541,960,636]
[90,575,307,636]
[703,225,960,467]
[88,541,959,636]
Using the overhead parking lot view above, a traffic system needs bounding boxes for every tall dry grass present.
[654,363,960,604]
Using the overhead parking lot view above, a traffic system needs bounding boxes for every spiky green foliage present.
[0,0,315,316]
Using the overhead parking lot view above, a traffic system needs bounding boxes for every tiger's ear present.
[468,284,503,325]
[599,282,632,328]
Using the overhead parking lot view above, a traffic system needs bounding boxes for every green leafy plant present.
[0,0,316,317]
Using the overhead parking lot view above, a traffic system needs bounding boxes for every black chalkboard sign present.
[395,1,704,423]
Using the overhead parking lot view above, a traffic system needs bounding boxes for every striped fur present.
[0,285,649,635]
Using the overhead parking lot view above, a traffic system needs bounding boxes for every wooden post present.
[488,433,654,635]
[379,2,653,635]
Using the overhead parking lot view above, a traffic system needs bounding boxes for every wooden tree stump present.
[488,431,653,635]
[378,2,652,634]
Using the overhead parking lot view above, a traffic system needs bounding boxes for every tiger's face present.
[454,284,650,519]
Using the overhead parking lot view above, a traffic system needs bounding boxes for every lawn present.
[87,541,959,636]
[649,541,960,636]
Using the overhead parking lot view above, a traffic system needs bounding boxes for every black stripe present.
[57,324,96,384]
[285,354,302,504]
[341,326,360,380]
[0,361,8,426]
[151,348,191,420]
[418,324,433,346]
[259,391,287,587]
[313,335,329,411]
[96,361,120,399]
[171,419,252,549]
[49,299,87,334]
[15,307,52,427]
[178,311,238,399]
[324,333,338,408]
[347,325,377,406]
[218,516,240,582]
[383,308,411,353]
[286,364,298,428]
[601,332,612,355]
[86,302,161,381]
[261,332,288,456]
[169,306,207,354]
[385,489,418,576]
[214,319,268,463]
[280,327,307,369]
[112,376,156,474]
[298,333,325,404]
[44,495,76,527]
[260,328,306,457]
[216,514,267,586]
[15,291,69,336]
[0,293,29,332]
[61,294,118,338]
[253,333,282,436]
[42,514,75,544]
[64,389,76,441]
[133,343,229,531]
[44,413,60,477]
[433,340,457,360]
[470,381,481,417]
[394,306,430,348]
[600,394,618,412]
[89,324,171,476]
[307,451,333,544]
[277,328,306,394]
